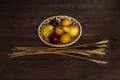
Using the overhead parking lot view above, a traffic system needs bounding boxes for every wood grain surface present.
[0,0,120,80]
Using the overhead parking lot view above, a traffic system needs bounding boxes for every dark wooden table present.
[0,0,120,80]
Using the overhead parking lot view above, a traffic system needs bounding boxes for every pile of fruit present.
[41,19,80,44]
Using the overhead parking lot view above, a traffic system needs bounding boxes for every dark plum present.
[49,20,59,26]
[49,33,60,44]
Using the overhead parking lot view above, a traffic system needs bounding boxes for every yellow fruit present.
[63,25,79,37]
[41,25,54,37]
[60,33,71,44]
[55,27,64,35]
[61,19,71,26]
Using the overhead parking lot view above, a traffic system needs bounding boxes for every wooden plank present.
[0,0,120,80]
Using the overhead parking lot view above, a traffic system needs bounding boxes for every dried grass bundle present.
[9,40,109,64]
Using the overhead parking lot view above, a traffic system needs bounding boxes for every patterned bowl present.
[38,15,82,47]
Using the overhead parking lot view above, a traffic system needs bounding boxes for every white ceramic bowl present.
[38,15,82,47]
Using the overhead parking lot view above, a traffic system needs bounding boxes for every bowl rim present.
[38,15,82,47]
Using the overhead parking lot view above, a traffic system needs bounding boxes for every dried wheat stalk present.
[9,40,109,64]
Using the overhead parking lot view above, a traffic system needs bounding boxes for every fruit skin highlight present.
[41,25,54,37]
[63,25,79,37]
[60,33,71,44]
